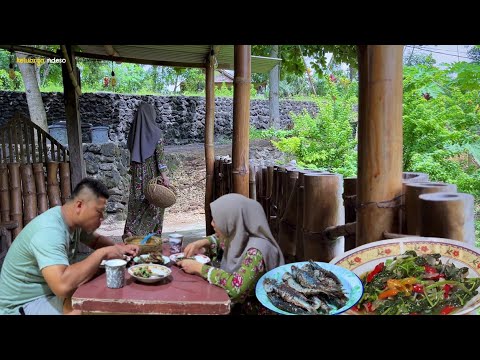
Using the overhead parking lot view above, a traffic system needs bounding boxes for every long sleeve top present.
[199,235,266,304]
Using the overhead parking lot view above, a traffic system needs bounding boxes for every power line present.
[405,45,471,60]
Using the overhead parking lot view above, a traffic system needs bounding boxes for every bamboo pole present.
[8,163,22,238]
[213,157,221,201]
[33,163,48,214]
[303,173,344,262]
[46,162,61,207]
[295,170,308,261]
[278,169,299,263]
[20,164,37,225]
[266,165,273,223]
[419,192,475,245]
[400,172,430,232]
[255,166,263,206]
[0,163,10,222]
[59,162,72,204]
[231,45,251,196]
[343,177,357,251]
[356,45,404,246]
[204,55,215,235]
[249,163,256,200]
[405,182,457,235]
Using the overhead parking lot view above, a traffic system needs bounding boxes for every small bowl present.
[128,264,172,284]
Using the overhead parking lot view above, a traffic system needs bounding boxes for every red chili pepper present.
[351,305,361,312]
[424,265,437,274]
[364,302,374,312]
[443,284,453,298]
[366,262,385,283]
[430,274,446,281]
[439,305,456,315]
[412,284,424,293]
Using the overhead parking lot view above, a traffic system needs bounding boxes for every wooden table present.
[72,250,231,315]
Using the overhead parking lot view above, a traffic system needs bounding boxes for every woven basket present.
[124,235,164,255]
[144,177,177,208]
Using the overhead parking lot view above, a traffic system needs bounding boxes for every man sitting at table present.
[0,177,140,315]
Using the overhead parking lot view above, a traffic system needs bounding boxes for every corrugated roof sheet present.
[75,45,281,73]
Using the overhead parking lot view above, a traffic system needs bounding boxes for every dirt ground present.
[97,142,234,239]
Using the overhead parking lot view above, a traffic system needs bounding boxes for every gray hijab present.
[210,193,284,273]
[127,102,162,163]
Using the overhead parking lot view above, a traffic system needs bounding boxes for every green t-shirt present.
[0,206,74,315]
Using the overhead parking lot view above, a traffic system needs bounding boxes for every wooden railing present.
[0,113,69,164]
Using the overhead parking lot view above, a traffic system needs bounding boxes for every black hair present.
[71,177,110,200]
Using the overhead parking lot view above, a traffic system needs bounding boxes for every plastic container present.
[168,233,184,254]
[48,121,68,146]
[91,126,110,143]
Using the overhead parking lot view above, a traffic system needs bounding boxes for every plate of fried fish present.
[256,261,363,315]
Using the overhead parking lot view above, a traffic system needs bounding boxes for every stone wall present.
[0,91,316,217]
[0,91,317,145]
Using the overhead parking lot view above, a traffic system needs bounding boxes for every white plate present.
[169,253,211,264]
[133,254,170,265]
[128,264,172,284]
[330,237,480,315]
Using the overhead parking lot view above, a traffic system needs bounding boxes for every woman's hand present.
[177,259,203,275]
[161,173,170,187]
[183,238,209,257]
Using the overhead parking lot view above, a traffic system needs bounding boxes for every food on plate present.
[354,250,480,315]
[132,266,154,278]
[263,260,349,314]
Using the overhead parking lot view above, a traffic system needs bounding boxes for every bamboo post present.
[295,170,308,261]
[20,164,37,225]
[213,157,221,201]
[231,45,251,196]
[46,161,61,207]
[266,165,273,223]
[356,45,404,246]
[205,55,215,235]
[405,182,457,235]
[261,166,268,214]
[419,192,475,245]
[33,163,48,214]
[59,162,72,204]
[303,173,345,262]
[8,163,23,238]
[0,164,10,222]
[278,169,299,263]
[249,163,256,200]
[256,166,263,206]
[400,172,430,232]
[343,177,357,251]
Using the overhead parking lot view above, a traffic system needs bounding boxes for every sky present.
[404,45,473,65]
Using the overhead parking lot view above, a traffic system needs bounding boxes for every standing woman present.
[179,193,284,314]
[123,102,170,239]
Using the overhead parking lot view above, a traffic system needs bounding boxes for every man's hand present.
[104,243,139,260]
[177,259,203,275]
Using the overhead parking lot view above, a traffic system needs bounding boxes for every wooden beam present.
[231,45,251,196]
[104,45,119,57]
[204,55,215,235]
[61,45,86,189]
[0,45,57,58]
[356,45,404,245]
[73,51,207,69]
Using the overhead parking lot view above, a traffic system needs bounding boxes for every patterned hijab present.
[210,193,284,273]
[127,102,162,163]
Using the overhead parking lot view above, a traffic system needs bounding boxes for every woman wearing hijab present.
[179,193,284,314]
[123,102,170,239]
